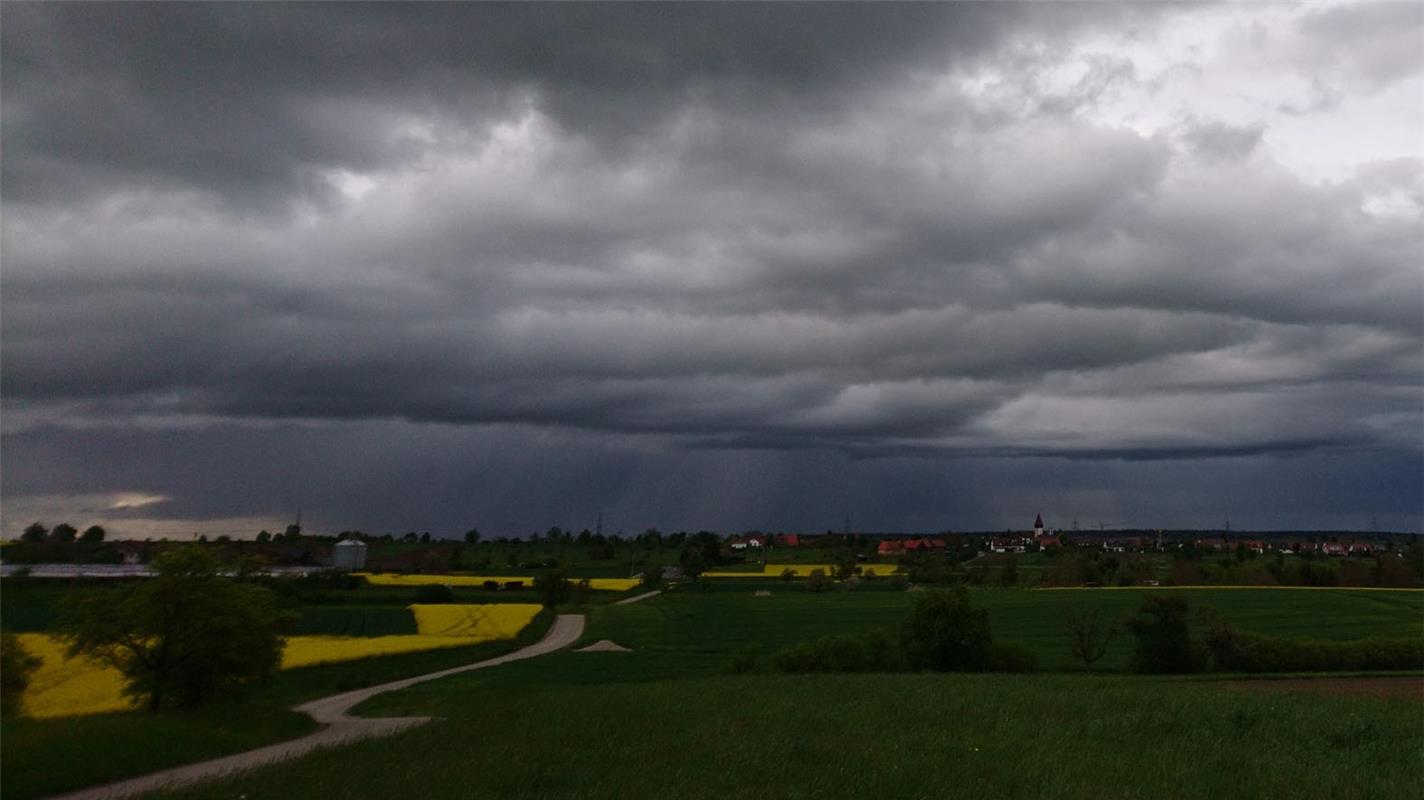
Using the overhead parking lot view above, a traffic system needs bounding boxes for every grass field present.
[157,673,1422,800]
[542,586,1423,675]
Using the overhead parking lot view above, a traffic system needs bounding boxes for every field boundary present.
[45,614,587,800]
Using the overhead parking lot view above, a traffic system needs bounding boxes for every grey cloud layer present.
[2,3,1420,466]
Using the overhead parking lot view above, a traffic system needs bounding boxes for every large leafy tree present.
[900,587,993,672]
[59,546,292,711]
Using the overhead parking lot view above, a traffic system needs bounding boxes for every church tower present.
[1033,513,1045,539]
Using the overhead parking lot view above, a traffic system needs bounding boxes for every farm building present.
[332,538,368,570]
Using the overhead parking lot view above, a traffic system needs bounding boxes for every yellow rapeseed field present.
[14,633,132,719]
[702,564,901,578]
[17,603,543,718]
[409,603,541,637]
[357,573,640,591]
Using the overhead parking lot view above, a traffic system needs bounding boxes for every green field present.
[161,673,1421,800]
[525,586,1424,676]
[293,605,417,636]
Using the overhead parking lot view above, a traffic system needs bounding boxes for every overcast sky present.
[3,2,1421,539]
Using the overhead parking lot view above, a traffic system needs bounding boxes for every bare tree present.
[1063,605,1118,670]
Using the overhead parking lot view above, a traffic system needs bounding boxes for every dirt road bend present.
[47,614,587,800]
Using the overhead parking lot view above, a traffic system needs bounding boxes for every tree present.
[1122,594,1199,673]
[59,546,291,711]
[999,559,1019,587]
[20,523,47,543]
[419,532,431,544]
[1,632,41,717]
[464,528,482,544]
[255,530,273,543]
[47,523,78,543]
[80,525,106,544]
[900,587,992,672]
[1063,605,1118,670]
[282,524,302,542]
[535,570,572,608]
[678,545,707,582]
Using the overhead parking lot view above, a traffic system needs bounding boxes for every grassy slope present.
[0,611,555,800]
[157,673,1422,800]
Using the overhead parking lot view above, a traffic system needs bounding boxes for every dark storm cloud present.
[1,3,1420,533]
[3,2,1154,208]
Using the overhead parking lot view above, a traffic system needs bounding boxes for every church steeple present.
[1033,513,1044,537]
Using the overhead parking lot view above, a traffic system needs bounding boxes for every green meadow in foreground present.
[158,673,1422,800]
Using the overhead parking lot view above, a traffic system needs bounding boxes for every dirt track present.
[47,614,587,800]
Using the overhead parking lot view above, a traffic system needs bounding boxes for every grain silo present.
[332,538,368,570]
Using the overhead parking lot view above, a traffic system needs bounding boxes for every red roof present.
[877,540,903,554]
[781,534,799,547]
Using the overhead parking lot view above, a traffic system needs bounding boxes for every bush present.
[900,587,992,672]
[1,631,41,717]
[772,632,899,673]
[780,568,796,582]
[985,642,1039,673]
[1123,594,1201,674]
[725,650,762,675]
[412,583,454,604]
[535,570,572,608]
[1212,629,1423,673]
[806,569,831,592]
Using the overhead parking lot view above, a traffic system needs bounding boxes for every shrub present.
[900,587,992,672]
[806,568,831,592]
[772,632,898,673]
[535,570,572,608]
[1,631,41,717]
[1123,594,1201,674]
[725,650,762,675]
[1214,632,1423,673]
[985,641,1039,673]
[780,568,796,582]
[412,583,454,604]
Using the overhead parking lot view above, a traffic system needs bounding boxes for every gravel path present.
[47,614,586,800]
[613,589,662,605]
